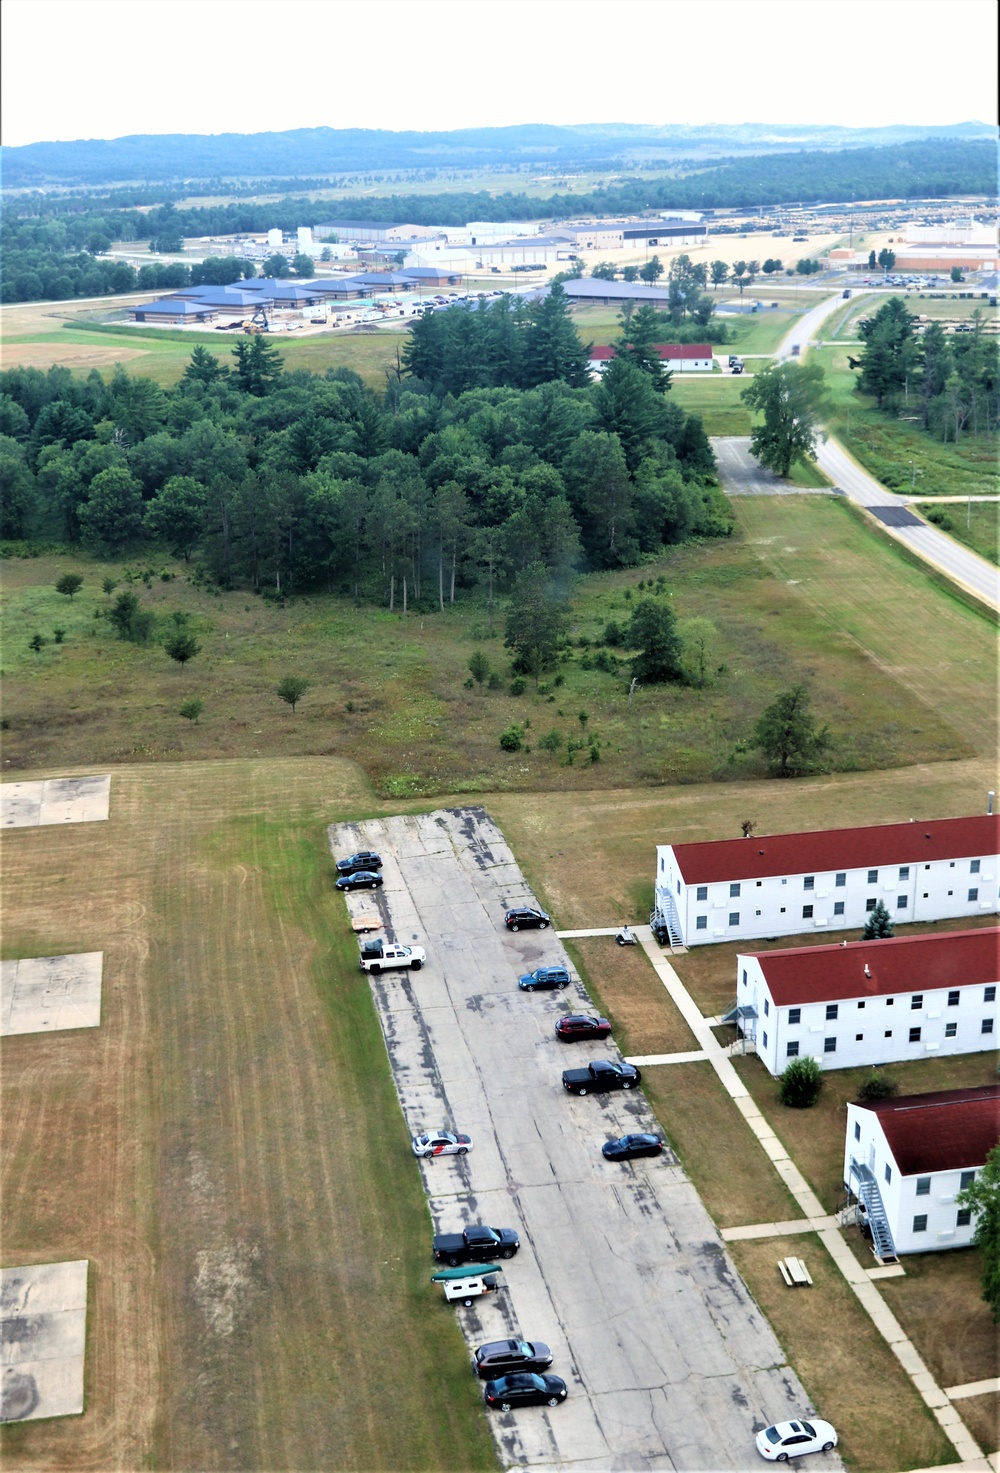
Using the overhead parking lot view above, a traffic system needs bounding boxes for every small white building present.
[844,1084,999,1259]
[654,815,1000,947]
[588,344,714,375]
[734,927,998,1076]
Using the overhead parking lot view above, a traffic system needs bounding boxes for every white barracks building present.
[734,927,998,1077]
[844,1084,1000,1259]
[654,815,999,947]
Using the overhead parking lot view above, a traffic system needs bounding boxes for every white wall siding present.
[657,845,998,947]
[844,1106,981,1255]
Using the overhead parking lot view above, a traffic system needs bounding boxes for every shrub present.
[179,698,204,723]
[468,650,490,686]
[53,627,66,644]
[552,673,564,687]
[487,672,503,691]
[603,620,623,646]
[499,724,524,752]
[595,649,618,673]
[102,577,118,598]
[589,742,600,763]
[55,572,84,599]
[538,729,563,752]
[779,1055,823,1108]
[29,632,47,651]
[858,1072,899,1102]
[509,676,526,696]
[164,631,202,666]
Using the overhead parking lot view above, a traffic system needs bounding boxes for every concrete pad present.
[626,1050,708,1066]
[721,1221,814,1242]
[1,953,103,1036]
[0,1261,88,1422]
[1,776,110,828]
[867,1264,907,1280]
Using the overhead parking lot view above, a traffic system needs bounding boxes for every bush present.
[468,650,490,686]
[179,698,204,723]
[53,627,66,644]
[509,677,526,696]
[857,1072,899,1101]
[499,724,524,752]
[55,572,84,599]
[29,632,46,651]
[603,620,623,646]
[779,1055,823,1108]
[487,672,503,691]
[538,729,563,752]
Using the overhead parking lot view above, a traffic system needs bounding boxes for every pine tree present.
[862,900,895,940]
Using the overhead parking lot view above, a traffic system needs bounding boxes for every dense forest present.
[0,286,730,599]
[3,138,994,305]
[5,120,991,187]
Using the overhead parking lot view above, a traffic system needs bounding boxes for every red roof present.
[588,343,713,362]
[670,815,999,885]
[746,927,999,1005]
[861,1085,1000,1176]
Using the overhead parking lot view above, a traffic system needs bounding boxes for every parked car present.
[473,1340,553,1378]
[562,1060,641,1096]
[756,1419,838,1461]
[731,362,745,374]
[602,1133,664,1161]
[728,354,741,367]
[411,1130,473,1158]
[483,1372,567,1411]
[555,1014,611,1042]
[505,907,550,931]
[519,966,569,992]
[336,850,382,875]
[433,1225,519,1265]
[335,869,383,891]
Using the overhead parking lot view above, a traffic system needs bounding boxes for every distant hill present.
[3,120,994,187]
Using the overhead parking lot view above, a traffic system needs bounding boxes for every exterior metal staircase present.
[851,1158,898,1263]
[651,891,684,947]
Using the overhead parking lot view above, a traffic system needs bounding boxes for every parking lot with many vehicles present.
[332,806,840,1471]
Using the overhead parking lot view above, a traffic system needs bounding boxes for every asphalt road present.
[710,437,828,496]
[332,808,835,1473]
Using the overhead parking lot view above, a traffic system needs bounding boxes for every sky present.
[1,0,997,148]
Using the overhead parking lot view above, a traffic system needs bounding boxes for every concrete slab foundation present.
[1,776,110,828]
[1,953,103,1036]
[0,1260,88,1422]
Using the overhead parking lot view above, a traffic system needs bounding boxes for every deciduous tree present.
[750,683,830,776]
[55,572,83,599]
[504,561,565,684]
[277,675,310,712]
[740,361,829,477]
[626,598,683,683]
[957,1143,1000,1321]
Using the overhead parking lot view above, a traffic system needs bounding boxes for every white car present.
[756,1419,837,1461]
[411,1130,473,1159]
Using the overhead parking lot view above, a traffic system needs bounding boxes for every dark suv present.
[336,850,382,875]
[473,1340,553,1379]
[518,966,569,992]
[504,907,550,931]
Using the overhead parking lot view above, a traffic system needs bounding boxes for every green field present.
[5,493,988,791]
[669,375,754,434]
[917,499,999,565]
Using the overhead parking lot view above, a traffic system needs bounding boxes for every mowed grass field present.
[4,492,990,791]
[0,759,498,1473]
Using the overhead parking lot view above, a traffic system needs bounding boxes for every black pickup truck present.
[562,1059,641,1097]
[433,1225,520,1266]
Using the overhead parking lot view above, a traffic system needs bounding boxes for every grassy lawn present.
[5,498,983,791]
[879,1248,999,1391]
[0,759,498,1472]
[643,1061,801,1228]
[0,322,405,390]
[730,494,997,761]
[728,1235,956,1472]
[729,1051,998,1214]
[813,344,997,499]
[668,375,754,434]
[564,935,698,1056]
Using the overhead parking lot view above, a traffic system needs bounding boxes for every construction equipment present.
[243,305,270,334]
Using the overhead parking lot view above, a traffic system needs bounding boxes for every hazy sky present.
[2,0,997,148]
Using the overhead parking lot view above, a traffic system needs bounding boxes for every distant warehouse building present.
[560,278,674,309]
[313,221,436,244]
[129,297,218,324]
[589,344,714,374]
[556,218,707,251]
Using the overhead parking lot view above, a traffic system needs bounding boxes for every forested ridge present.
[0,286,730,598]
[3,137,994,305]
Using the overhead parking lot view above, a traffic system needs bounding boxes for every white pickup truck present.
[359,938,426,973]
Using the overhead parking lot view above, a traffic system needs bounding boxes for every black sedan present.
[336,850,382,875]
[473,1339,553,1379]
[505,907,550,931]
[334,869,383,892]
[484,1372,567,1411]
[518,966,569,992]
[602,1133,664,1162]
[555,1014,611,1042]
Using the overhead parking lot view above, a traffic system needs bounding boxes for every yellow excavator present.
[242,305,270,334]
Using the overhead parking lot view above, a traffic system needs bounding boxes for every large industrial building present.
[588,344,714,374]
[313,220,435,244]
[555,217,707,251]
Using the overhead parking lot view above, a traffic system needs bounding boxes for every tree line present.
[0,286,731,599]
[850,297,999,443]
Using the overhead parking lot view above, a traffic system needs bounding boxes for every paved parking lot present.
[332,808,829,1471]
